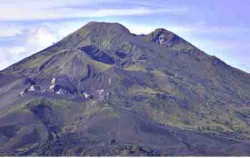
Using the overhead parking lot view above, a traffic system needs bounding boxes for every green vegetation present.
[129,86,161,95]
[0,99,35,117]
[124,64,145,71]
[90,60,112,72]
[100,39,111,48]
[122,42,133,52]
[20,55,49,69]
[82,100,120,119]
[170,43,195,52]
[151,69,166,78]
[137,98,250,140]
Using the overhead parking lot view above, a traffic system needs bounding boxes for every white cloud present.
[0,46,26,70]
[0,25,23,37]
[0,0,188,21]
[26,25,58,51]
[0,25,60,70]
[0,0,117,9]
[0,7,187,21]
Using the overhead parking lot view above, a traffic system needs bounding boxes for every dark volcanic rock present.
[80,45,115,65]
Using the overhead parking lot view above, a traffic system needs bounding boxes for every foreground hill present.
[0,22,250,156]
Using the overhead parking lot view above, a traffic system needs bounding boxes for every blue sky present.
[0,0,250,72]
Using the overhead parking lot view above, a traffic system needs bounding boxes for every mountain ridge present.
[0,22,250,156]
[3,22,248,75]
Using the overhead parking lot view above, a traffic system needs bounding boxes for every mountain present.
[1,22,250,156]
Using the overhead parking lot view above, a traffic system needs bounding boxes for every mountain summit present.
[1,22,250,156]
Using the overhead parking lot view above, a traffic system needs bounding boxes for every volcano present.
[1,22,250,156]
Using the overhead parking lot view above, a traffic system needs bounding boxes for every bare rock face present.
[1,22,250,156]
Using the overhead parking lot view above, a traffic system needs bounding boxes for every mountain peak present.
[57,22,132,49]
[143,28,186,47]
[154,28,172,33]
[81,21,131,34]
[1,21,250,156]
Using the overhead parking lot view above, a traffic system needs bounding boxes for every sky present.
[0,0,250,72]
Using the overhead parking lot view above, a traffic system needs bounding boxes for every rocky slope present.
[0,22,250,156]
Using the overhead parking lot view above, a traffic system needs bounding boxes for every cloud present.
[0,25,23,37]
[0,46,26,70]
[0,25,60,70]
[0,7,187,21]
[0,0,116,9]
[26,26,58,51]
[0,0,188,21]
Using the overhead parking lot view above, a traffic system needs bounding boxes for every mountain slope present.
[1,22,250,156]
